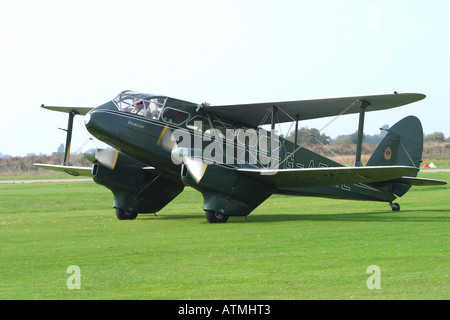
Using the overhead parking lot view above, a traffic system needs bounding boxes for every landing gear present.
[389,202,400,212]
[115,208,138,220]
[205,210,229,223]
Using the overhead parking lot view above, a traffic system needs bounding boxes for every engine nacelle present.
[182,164,274,217]
[91,152,183,214]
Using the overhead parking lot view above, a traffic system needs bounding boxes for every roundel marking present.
[384,147,392,161]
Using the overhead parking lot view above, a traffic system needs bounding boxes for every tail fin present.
[367,115,423,196]
[367,115,423,168]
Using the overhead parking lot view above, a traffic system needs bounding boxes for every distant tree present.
[0,152,12,158]
[287,127,330,145]
[57,143,65,154]
[348,131,359,144]
[425,132,445,143]
[333,130,384,145]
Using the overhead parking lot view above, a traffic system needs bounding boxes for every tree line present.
[0,152,91,175]
[285,126,449,146]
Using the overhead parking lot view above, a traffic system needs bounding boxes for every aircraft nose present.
[84,107,125,151]
[84,110,99,135]
[84,101,119,137]
[84,109,112,142]
[84,112,92,126]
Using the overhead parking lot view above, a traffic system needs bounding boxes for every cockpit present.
[113,90,167,120]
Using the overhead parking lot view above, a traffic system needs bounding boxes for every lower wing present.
[237,165,421,188]
[33,164,92,177]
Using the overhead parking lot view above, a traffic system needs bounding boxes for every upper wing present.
[41,105,93,115]
[203,93,425,127]
[34,164,92,177]
[237,165,420,188]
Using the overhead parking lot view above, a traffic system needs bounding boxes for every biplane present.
[35,90,446,223]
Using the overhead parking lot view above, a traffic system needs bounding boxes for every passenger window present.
[201,121,234,139]
[212,121,234,136]
[186,117,211,132]
[113,91,166,120]
[161,108,190,125]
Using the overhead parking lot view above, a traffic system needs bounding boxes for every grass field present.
[0,172,448,300]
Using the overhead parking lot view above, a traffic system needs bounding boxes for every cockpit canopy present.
[113,90,167,119]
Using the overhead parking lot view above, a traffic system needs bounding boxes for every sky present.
[1,0,449,157]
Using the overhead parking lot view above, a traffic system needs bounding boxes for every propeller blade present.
[184,156,208,183]
[156,125,177,152]
[95,148,119,170]
[158,125,207,183]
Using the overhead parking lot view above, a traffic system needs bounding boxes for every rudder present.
[367,115,423,196]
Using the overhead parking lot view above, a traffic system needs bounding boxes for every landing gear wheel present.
[389,202,400,212]
[205,210,229,223]
[115,208,138,220]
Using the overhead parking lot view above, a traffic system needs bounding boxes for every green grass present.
[0,172,449,300]
[0,171,89,181]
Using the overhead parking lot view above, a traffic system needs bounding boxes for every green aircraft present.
[35,90,446,223]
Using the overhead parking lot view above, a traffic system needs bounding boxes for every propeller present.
[157,125,207,183]
[156,125,177,153]
[171,147,208,183]
[83,147,119,170]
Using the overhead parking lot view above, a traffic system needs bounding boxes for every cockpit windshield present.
[112,90,167,119]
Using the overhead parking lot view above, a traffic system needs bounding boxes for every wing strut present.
[354,100,370,167]
[294,114,299,147]
[61,110,75,166]
[40,104,93,166]
[269,105,278,167]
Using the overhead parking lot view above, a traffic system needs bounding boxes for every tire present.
[205,210,229,223]
[115,208,138,220]
[389,202,400,212]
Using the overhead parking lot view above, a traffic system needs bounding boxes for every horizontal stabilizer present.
[34,163,92,177]
[393,176,447,186]
[41,105,93,116]
[237,165,419,188]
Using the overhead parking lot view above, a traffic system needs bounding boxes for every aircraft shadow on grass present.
[137,209,449,224]
[245,210,450,223]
